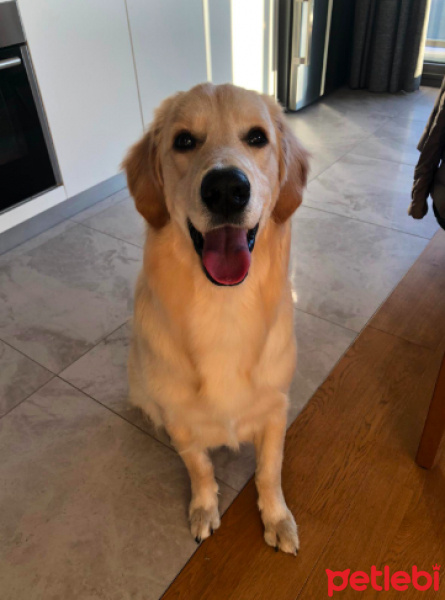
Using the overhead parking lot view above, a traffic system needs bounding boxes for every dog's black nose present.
[201,167,250,216]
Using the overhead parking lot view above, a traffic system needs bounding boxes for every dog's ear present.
[272,109,309,224]
[122,111,169,229]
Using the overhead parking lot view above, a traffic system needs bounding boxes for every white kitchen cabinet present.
[17,0,143,197]
[126,0,208,126]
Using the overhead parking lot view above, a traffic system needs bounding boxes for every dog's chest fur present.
[129,222,296,448]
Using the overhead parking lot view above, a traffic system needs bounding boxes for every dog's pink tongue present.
[202,226,250,285]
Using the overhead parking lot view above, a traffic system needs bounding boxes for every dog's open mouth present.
[188,220,259,286]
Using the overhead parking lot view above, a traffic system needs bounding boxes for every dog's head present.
[123,83,308,286]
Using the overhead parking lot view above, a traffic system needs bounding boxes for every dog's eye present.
[246,128,268,148]
[173,131,196,151]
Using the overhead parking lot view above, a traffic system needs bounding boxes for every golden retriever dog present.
[123,83,308,554]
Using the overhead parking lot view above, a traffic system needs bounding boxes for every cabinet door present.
[17,0,143,197]
[126,0,208,125]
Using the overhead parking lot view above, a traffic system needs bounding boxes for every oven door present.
[0,45,61,212]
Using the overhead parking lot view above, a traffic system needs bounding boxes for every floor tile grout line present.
[291,227,436,347]
[0,336,57,375]
[215,476,239,494]
[1,352,240,496]
[56,373,180,450]
[322,91,433,122]
[311,130,420,173]
[295,108,390,150]
[300,202,435,240]
[56,373,241,494]
[293,306,359,335]
[293,246,434,397]
[342,127,420,168]
[349,239,439,350]
[350,150,418,170]
[58,318,133,374]
[305,115,400,182]
[2,367,239,501]
[0,374,57,420]
[290,326,359,423]
[73,221,144,250]
[0,318,132,380]
[367,112,429,131]
[307,142,368,182]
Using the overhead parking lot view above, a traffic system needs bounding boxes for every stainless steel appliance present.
[277,0,355,111]
[0,1,61,211]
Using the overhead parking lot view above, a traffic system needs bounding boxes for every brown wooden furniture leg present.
[416,352,445,469]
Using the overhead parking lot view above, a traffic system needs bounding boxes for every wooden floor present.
[162,231,445,600]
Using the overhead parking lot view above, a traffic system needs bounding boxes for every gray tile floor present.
[0,86,439,599]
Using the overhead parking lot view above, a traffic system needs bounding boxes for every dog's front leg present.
[254,405,299,555]
[171,432,220,543]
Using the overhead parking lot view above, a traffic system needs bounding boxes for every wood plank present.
[297,454,445,599]
[162,328,442,600]
[378,466,445,600]
[416,351,445,469]
[371,230,445,351]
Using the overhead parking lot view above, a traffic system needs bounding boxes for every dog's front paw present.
[189,504,220,543]
[263,510,299,555]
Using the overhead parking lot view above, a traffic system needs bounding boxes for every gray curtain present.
[350,0,429,93]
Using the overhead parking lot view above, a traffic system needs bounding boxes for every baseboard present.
[421,62,444,88]
[0,173,126,255]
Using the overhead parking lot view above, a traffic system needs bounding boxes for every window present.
[423,0,445,86]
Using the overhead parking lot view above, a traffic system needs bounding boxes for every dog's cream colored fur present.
[123,83,308,554]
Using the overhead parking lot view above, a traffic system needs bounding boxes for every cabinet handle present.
[0,57,22,71]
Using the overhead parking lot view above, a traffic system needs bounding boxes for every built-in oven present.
[0,1,61,212]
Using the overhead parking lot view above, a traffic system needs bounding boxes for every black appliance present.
[0,1,61,211]
[277,0,355,111]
